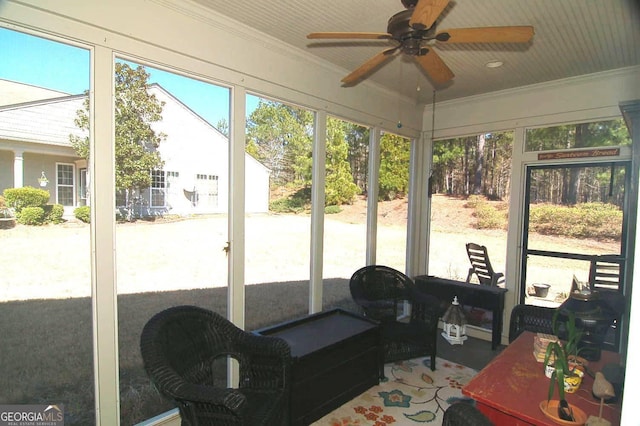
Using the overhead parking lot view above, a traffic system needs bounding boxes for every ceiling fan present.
[307,0,534,86]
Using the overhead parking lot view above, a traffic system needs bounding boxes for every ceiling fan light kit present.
[485,60,504,68]
[307,0,534,86]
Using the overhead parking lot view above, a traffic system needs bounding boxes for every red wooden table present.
[462,331,621,426]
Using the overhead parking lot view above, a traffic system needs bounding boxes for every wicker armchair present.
[349,265,440,370]
[443,402,494,425]
[508,304,556,343]
[140,305,291,426]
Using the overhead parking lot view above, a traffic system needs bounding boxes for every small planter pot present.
[539,400,587,425]
[563,369,584,393]
[0,217,16,229]
[533,283,550,298]
[544,364,585,393]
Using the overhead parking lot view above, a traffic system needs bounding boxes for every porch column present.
[13,150,24,188]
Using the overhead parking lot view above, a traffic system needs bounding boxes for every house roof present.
[0,80,269,173]
[0,91,86,147]
[0,78,70,106]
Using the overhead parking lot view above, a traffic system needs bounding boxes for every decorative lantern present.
[441,296,468,345]
[38,171,49,187]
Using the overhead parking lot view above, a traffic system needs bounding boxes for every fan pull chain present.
[431,89,436,142]
[397,61,403,129]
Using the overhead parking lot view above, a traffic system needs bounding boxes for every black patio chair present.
[588,255,624,292]
[443,402,494,425]
[140,305,291,426]
[349,265,440,370]
[508,304,556,343]
[465,242,505,287]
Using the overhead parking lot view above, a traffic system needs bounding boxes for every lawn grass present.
[0,279,357,425]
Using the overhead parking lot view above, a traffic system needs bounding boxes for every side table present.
[462,331,622,425]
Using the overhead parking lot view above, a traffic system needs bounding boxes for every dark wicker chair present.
[443,402,494,425]
[508,304,556,343]
[140,305,291,426]
[349,265,440,370]
[465,242,505,287]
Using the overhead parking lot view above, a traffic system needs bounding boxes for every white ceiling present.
[189,0,640,105]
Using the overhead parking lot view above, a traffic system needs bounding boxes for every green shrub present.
[270,198,299,213]
[44,204,65,224]
[3,187,50,213]
[74,206,91,223]
[465,195,485,209]
[474,203,507,229]
[17,206,45,225]
[324,205,341,214]
[529,202,622,240]
[0,195,5,208]
[529,204,571,235]
[269,189,309,214]
[325,175,359,206]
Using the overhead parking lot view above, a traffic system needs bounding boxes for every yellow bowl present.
[564,368,584,394]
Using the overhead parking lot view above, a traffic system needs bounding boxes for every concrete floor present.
[436,333,505,371]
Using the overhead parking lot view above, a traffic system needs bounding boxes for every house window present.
[57,163,75,206]
[195,174,219,208]
[151,170,166,207]
[79,168,87,204]
[116,190,126,208]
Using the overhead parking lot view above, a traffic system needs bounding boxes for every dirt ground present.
[0,194,618,302]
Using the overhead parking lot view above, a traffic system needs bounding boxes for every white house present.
[0,79,270,216]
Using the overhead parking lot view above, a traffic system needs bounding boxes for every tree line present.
[245,99,411,207]
[432,120,630,206]
[432,131,513,200]
[70,63,630,215]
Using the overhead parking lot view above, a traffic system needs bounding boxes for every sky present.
[0,27,259,127]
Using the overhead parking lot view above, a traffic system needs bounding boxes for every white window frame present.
[79,168,88,204]
[150,169,166,208]
[56,162,76,206]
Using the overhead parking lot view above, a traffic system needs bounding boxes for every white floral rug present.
[312,357,477,425]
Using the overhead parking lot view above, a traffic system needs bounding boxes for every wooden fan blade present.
[307,32,393,40]
[341,48,398,86]
[436,26,534,44]
[414,49,454,84]
[409,0,450,30]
